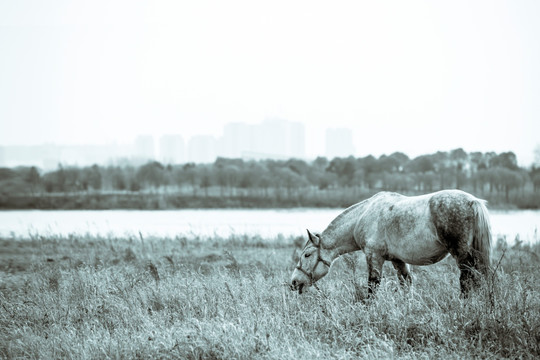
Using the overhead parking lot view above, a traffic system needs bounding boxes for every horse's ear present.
[306,229,319,246]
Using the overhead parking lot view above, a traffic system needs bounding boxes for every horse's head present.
[290,229,332,294]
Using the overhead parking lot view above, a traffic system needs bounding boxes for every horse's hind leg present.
[455,252,481,296]
[392,260,411,286]
[449,243,481,296]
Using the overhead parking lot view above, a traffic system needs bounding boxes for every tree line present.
[1,148,540,209]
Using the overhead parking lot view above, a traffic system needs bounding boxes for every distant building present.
[219,118,305,160]
[270,118,305,158]
[326,128,355,158]
[134,135,155,161]
[0,120,307,168]
[59,144,122,166]
[159,134,184,164]
[0,143,129,169]
[188,136,216,163]
[222,122,255,158]
[288,121,306,159]
[0,145,50,168]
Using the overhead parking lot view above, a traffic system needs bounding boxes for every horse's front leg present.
[365,250,385,295]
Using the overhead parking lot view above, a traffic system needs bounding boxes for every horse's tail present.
[471,198,492,275]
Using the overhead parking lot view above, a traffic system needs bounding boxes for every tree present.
[137,161,166,190]
[473,169,490,194]
[490,152,518,170]
[286,159,309,177]
[276,167,308,199]
[177,163,199,196]
[239,162,267,196]
[484,168,501,194]
[326,157,357,187]
[54,165,66,192]
[389,152,409,171]
[382,171,400,191]
[311,157,333,190]
[450,148,468,189]
[377,155,400,173]
[26,166,41,195]
[106,166,128,191]
[358,155,378,189]
[82,164,102,191]
[315,169,336,190]
[313,157,329,171]
[406,155,435,174]
[199,166,213,197]
[213,158,245,196]
[470,152,487,171]
[531,167,540,193]
[498,168,527,202]
[42,165,82,193]
[450,148,467,162]
[0,168,27,196]
[359,155,378,174]
[469,152,487,192]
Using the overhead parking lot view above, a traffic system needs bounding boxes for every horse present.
[290,189,492,296]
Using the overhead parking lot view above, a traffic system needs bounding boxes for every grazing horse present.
[290,190,492,296]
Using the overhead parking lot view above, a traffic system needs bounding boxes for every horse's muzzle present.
[290,279,305,294]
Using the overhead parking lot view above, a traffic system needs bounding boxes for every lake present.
[0,209,539,244]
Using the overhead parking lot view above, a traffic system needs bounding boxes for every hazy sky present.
[1,0,539,164]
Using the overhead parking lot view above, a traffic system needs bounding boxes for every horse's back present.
[355,190,478,265]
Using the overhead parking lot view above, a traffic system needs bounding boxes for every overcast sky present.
[1,0,539,165]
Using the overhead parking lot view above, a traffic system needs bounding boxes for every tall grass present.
[1,234,539,359]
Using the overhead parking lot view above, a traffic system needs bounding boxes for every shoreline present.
[1,191,538,211]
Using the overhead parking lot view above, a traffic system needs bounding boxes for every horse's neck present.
[321,200,368,257]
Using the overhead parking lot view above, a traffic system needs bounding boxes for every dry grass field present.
[1,233,539,359]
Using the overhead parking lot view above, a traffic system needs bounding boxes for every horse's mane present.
[323,198,371,235]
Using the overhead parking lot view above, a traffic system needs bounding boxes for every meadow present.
[1,233,539,359]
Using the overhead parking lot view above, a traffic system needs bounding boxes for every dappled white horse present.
[290,190,492,296]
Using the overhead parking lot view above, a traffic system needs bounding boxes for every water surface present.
[0,209,538,244]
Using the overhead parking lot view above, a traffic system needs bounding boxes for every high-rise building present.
[134,135,155,161]
[0,144,121,169]
[220,119,306,160]
[326,128,355,158]
[288,121,306,159]
[188,136,216,163]
[222,123,255,158]
[159,134,184,164]
[257,119,287,158]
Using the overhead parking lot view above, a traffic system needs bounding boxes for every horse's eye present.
[304,253,311,258]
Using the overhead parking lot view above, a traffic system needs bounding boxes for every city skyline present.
[0,119,354,169]
[2,117,538,170]
[2,119,538,168]
[1,1,539,167]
